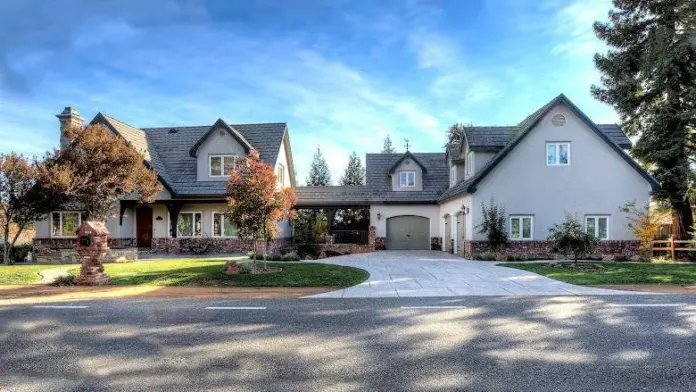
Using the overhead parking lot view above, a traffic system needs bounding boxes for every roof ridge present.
[141,122,288,131]
[101,113,145,133]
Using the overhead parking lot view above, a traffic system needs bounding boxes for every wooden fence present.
[652,238,695,260]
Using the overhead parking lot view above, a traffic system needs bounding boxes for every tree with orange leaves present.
[0,153,60,264]
[226,149,296,260]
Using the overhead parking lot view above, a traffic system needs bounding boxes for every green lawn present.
[0,265,56,284]
[0,259,369,287]
[500,262,696,285]
[101,259,368,287]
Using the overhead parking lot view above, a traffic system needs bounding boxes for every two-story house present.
[295,94,660,258]
[34,107,296,257]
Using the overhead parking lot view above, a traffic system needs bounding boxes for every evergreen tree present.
[592,0,696,239]
[382,135,397,153]
[339,152,365,186]
[305,146,332,186]
[443,123,469,150]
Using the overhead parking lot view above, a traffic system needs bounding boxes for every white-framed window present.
[209,155,237,177]
[466,151,474,175]
[510,215,533,240]
[585,215,610,240]
[212,212,238,238]
[51,211,83,238]
[546,142,570,166]
[277,164,285,187]
[177,212,203,237]
[450,165,456,186]
[399,171,416,187]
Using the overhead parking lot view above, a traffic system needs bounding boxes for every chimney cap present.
[56,106,83,119]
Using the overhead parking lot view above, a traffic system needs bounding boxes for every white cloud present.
[549,0,611,57]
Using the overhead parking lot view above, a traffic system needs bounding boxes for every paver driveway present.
[308,250,639,297]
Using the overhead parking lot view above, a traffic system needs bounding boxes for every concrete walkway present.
[308,251,644,297]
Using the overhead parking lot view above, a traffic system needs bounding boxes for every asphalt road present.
[2,295,696,392]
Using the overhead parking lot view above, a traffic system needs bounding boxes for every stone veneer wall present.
[151,237,293,255]
[462,240,641,260]
[314,227,376,258]
[430,237,442,251]
[375,237,386,250]
[33,237,139,264]
[34,238,136,250]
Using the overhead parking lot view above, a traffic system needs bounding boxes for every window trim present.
[399,171,416,187]
[209,154,237,178]
[450,165,456,186]
[466,151,474,175]
[509,215,534,241]
[176,211,203,238]
[277,164,285,187]
[211,212,238,238]
[546,142,571,166]
[585,215,610,240]
[50,211,83,238]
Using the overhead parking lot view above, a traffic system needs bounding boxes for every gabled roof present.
[439,94,660,202]
[90,112,289,198]
[388,151,428,174]
[189,118,253,157]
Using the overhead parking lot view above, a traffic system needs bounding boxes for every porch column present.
[324,207,337,235]
[165,201,183,238]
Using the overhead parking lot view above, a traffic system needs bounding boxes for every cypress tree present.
[592,0,696,239]
[382,135,397,153]
[339,152,365,186]
[305,146,332,186]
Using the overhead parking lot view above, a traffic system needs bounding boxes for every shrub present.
[548,214,600,265]
[237,261,253,274]
[181,235,213,254]
[280,252,300,261]
[0,243,32,264]
[620,200,669,256]
[52,274,76,286]
[296,244,321,259]
[476,197,508,252]
[472,252,497,261]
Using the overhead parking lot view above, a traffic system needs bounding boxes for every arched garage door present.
[386,216,430,250]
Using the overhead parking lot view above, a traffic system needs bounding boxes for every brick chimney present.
[56,106,84,148]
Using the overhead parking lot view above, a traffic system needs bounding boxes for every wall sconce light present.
[377,212,382,221]
[460,205,469,215]
[156,216,163,221]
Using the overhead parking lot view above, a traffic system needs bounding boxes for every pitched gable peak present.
[188,118,253,157]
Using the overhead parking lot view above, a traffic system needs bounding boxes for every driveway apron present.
[307,251,644,297]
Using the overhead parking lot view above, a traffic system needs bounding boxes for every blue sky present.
[0,0,617,184]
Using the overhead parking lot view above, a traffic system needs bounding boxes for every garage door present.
[386,216,430,250]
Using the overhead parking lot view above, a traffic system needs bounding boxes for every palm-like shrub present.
[548,214,600,265]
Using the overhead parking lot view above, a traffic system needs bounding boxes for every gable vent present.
[168,128,178,134]
[551,113,566,127]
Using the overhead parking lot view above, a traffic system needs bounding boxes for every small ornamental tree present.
[547,214,600,265]
[620,200,670,257]
[476,197,508,252]
[0,153,59,264]
[40,124,161,279]
[226,150,296,266]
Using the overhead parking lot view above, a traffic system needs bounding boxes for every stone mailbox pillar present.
[75,221,110,285]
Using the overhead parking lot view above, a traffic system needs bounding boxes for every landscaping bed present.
[499,261,696,285]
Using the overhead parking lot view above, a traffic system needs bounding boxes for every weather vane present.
[404,137,410,151]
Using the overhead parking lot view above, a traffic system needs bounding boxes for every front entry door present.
[136,206,153,248]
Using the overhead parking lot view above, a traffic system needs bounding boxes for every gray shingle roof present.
[140,123,287,196]
[92,113,288,198]
[463,124,630,151]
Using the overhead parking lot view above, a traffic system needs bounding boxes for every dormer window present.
[399,171,416,187]
[466,151,474,175]
[209,155,237,177]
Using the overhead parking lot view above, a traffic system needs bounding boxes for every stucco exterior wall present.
[275,136,292,189]
[370,204,441,237]
[390,160,424,191]
[34,207,136,239]
[439,195,475,241]
[470,102,653,241]
[195,127,247,181]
